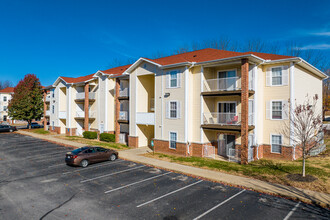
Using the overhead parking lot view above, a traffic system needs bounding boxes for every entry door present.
[218,102,236,124]
[226,135,236,157]
[218,70,236,91]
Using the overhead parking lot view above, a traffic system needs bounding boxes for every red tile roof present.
[101,64,131,77]
[0,87,14,93]
[60,73,95,84]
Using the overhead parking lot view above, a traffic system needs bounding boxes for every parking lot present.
[0,133,329,220]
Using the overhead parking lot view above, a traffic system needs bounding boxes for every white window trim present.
[168,70,179,88]
[270,134,283,154]
[169,131,178,149]
[270,100,283,120]
[270,66,283,87]
[217,68,238,89]
[169,100,179,119]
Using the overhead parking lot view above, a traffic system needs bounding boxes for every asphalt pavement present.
[0,133,329,220]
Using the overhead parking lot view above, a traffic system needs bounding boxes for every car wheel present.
[80,159,89,168]
[109,154,117,161]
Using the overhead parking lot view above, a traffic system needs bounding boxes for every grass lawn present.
[59,136,129,150]
[27,128,50,135]
[144,137,330,193]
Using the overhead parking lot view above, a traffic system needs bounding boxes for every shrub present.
[83,131,97,139]
[100,133,115,142]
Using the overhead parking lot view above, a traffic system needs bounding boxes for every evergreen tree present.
[8,74,44,128]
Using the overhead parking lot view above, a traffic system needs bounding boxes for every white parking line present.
[104,172,172,194]
[283,201,301,220]
[81,165,145,183]
[193,189,246,220]
[25,151,65,159]
[62,160,125,174]
[137,180,203,207]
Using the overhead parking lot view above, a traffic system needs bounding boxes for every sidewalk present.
[17,130,330,208]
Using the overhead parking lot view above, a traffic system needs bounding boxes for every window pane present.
[170,132,177,149]
[271,135,282,153]
[272,101,282,119]
[170,71,177,87]
[272,67,282,85]
[170,102,177,118]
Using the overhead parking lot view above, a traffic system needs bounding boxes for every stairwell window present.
[271,134,282,153]
[272,101,282,119]
[166,70,181,88]
[3,96,7,101]
[166,101,180,119]
[170,101,177,118]
[272,67,282,85]
[169,132,177,149]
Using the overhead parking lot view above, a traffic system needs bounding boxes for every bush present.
[83,131,97,139]
[100,133,115,142]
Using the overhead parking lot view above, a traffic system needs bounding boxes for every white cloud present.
[311,31,330,36]
[296,44,330,50]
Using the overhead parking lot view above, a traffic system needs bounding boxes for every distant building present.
[0,87,14,124]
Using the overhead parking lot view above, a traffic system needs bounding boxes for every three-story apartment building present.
[0,87,14,123]
[46,48,327,163]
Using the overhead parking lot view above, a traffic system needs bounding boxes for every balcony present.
[75,111,96,119]
[136,112,155,125]
[202,77,254,96]
[59,111,67,119]
[150,98,155,112]
[119,88,129,99]
[46,110,50,116]
[118,111,129,123]
[45,96,50,102]
[119,133,127,144]
[76,92,96,100]
[202,112,254,131]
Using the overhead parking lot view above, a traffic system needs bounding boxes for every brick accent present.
[43,91,47,131]
[260,144,294,160]
[84,82,89,131]
[128,136,138,148]
[65,128,77,136]
[190,143,203,157]
[240,58,249,164]
[154,139,188,156]
[115,79,120,143]
[54,126,61,134]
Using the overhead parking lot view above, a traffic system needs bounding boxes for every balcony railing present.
[119,111,129,121]
[203,113,254,126]
[203,76,255,92]
[150,98,155,112]
[75,111,96,118]
[45,96,50,102]
[119,133,127,144]
[76,92,96,100]
[46,110,50,116]
[59,111,67,119]
[119,88,129,97]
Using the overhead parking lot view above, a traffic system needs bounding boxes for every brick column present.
[115,78,120,143]
[84,83,89,131]
[241,59,249,164]
[43,91,47,131]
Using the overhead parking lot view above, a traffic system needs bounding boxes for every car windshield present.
[71,147,89,155]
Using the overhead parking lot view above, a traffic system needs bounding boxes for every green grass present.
[30,128,50,135]
[63,136,129,150]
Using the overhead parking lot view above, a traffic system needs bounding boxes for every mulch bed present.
[287,173,318,182]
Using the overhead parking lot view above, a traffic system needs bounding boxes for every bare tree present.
[0,80,13,90]
[323,70,330,119]
[281,94,323,177]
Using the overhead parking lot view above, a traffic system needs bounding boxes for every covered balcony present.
[202,112,254,131]
[59,111,67,119]
[75,110,96,119]
[75,92,96,101]
[45,110,50,116]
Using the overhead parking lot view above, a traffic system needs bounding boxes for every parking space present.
[0,133,329,220]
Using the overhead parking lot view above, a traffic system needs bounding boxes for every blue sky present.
[0,0,329,86]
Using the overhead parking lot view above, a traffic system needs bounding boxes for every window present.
[170,101,177,118]
[272,101,282,119]
[170,71,178,88]
[3,96,7,102]
[52,105,55,114]
[52,121,54,130]
[3,106,7,111]
[169,132,177,149]
[52,91,55,98]
[271,135,282,153]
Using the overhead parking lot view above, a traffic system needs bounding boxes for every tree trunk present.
[27,120,31,129]
[302,156,306,177]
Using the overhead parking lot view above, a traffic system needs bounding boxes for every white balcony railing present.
[150,98,155,111]
[46,110,50,116]
[59,111,67,119]
[75,111,96,118]
[76,92,96,100]
[119,133,126,144]
[119,111,129,120]
[45,96,50,102]
[203,112,255,125]
[136,112,155,125]
[203,76,255,92]
[119,88,129,97]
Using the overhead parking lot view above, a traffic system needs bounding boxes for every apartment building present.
[0,87,14,123]
[46,48,327,163]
